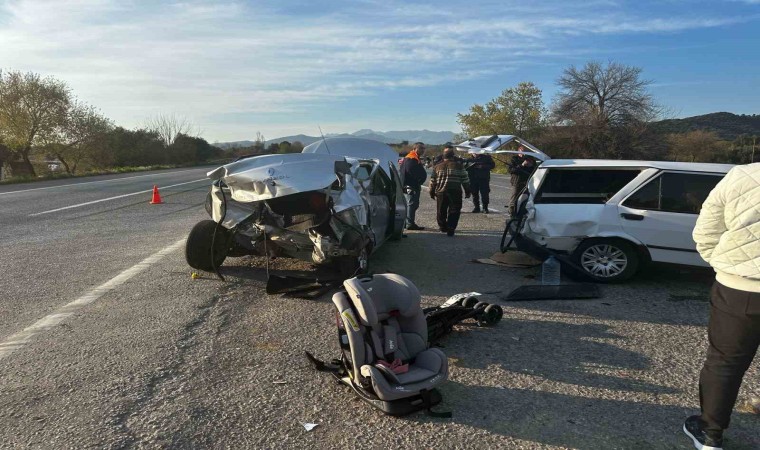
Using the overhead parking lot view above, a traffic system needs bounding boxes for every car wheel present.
[185,220,229,272]
[572,239,639,283]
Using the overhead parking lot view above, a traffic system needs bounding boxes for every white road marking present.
[29,178,207,216]
[0,238,186,361]
[0,168,207,196]
[491,184,510,189]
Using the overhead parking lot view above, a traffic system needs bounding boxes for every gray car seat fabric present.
[335,274,448,402]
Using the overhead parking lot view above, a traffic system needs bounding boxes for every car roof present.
[540,159,734,174]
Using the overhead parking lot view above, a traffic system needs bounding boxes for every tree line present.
[0,70,226,179]
[457,61,758,165]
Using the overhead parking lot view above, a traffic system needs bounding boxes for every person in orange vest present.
[400,142,428,230]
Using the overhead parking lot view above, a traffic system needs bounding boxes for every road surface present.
[0,168,758,449]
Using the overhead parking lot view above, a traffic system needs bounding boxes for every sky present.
[1,0,759,142]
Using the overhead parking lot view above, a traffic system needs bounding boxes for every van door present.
[617,171,724,266]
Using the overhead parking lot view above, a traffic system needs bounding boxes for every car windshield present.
[535,169,641,204]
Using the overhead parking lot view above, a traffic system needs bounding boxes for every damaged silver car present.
[185,138,407,278]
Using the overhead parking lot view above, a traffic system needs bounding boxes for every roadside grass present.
[0,160,230,186]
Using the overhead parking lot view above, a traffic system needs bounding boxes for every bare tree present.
[144,113,197,146]
[553,61,660,126]
[0,70,71,176]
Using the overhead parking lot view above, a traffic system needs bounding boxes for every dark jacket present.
[401,154,427,188]
[466,154,495,180]
[508,155,536,186]
[430,159,470,195]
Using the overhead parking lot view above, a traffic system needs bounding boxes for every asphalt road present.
[0,168,758,449]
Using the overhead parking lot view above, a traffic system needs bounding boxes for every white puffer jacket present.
[693,163,760,292]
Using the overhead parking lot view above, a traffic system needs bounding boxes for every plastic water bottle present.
[541,256,561,286]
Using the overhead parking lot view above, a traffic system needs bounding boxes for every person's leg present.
[436,192,448,231]
[405,188,421,227]
[699,282,760,435]
[508,181,525,216]
[482,180,490,212]
[470,178,481,211]
[446,190,463,233]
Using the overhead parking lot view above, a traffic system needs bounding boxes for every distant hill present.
[651,112,760,140]
[214,129,458,149]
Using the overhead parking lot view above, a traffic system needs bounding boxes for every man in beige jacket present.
[687,163,760,450]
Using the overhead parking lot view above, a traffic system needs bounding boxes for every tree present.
[291,141,304,153]
[554,61,659,126]
[253,131,266,152]
[277,140,292,153]
[45,102,113,174]
[457,82,546,139]
[0,70,71,176]
[549,61,661,159]
[666,130,727,163]
[144,113,197,146]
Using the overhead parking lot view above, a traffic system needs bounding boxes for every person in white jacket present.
[686,163,760,450]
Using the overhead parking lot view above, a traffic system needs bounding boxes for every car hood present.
[455,135,550,161]
[207,153,349,203]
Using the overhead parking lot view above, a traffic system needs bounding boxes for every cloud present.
[0,0,753,140]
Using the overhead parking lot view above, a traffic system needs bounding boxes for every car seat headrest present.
[343,274,421,326]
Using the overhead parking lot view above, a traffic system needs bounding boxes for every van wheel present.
[185,220,229,272]
[572,239,639,283]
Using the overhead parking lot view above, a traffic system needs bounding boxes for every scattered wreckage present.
[184,138,407,282]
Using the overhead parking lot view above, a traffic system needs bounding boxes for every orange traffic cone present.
[150,185,163,204]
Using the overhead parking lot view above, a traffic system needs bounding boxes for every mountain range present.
[213,112,760,149]
[213,129,458,149]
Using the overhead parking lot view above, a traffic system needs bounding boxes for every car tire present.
[571,238,639,283]
[185,220,229,272]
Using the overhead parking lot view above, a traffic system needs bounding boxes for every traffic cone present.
[150,185,163,204]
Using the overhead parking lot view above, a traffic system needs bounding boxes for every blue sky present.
[1,0,759,142]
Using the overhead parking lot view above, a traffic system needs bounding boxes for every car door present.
[523,167,642,251]
[367,163,391,246]
[388,162,407,237]
[617,171,724,266]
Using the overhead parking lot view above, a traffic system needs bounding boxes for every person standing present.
[400,142,427,230]
[686,163,760,450]
[429,146,470,236]
[506,146,536,216]
[466,152,495,213]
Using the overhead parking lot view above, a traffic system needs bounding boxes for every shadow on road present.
[402,382,759,449]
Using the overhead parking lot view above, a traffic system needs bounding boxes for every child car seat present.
[307,273,449,416]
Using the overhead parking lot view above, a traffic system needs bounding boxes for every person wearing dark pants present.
[429,146,470,236]
[506,147,536,216]
[400,142,427,230]
[688,163,760,450]
[466,153,495,213]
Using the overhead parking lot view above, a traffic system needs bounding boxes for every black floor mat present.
[503,283,601,301]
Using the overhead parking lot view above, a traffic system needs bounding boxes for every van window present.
[623,172,723,214]
[535,169,641,204]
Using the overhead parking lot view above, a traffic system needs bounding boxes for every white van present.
[516,159,734,282]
